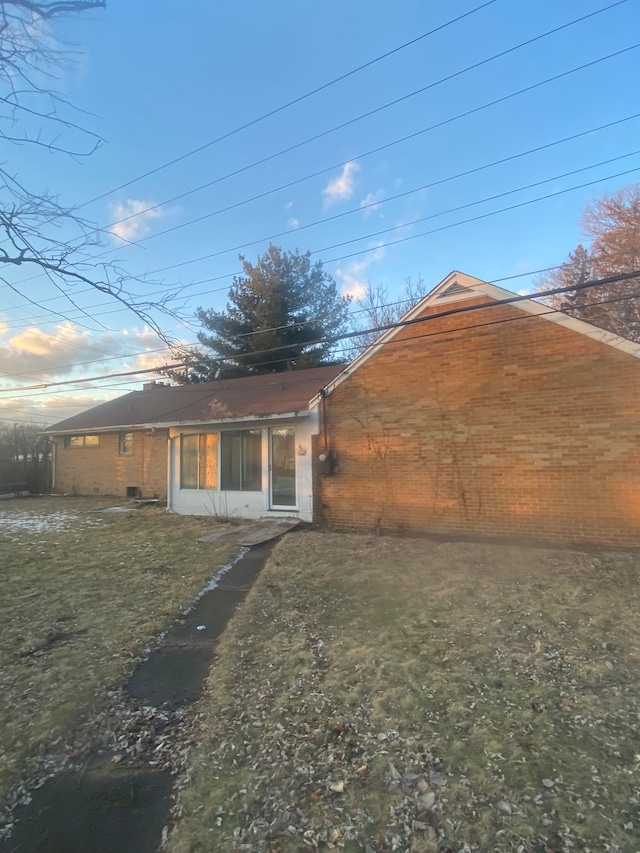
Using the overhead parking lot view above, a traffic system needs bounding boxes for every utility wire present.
[4,156,639,346]
[100,42,640,254]
[3,270,638,393]
[5,277,638,410]
[102,1,626,235]
[4,155,639,340]
[144,147,640,277]
[318,163,640,259]
[129,163,640,299]
[7,26,635,304]
[77,1,498,208]
[2,39,636,307]
[5,111,637,318]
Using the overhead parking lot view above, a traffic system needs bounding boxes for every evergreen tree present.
[177,246,350,380]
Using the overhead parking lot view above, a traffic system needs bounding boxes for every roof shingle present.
[45,365,343,433]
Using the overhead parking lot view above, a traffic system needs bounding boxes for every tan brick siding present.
[51,429,168,498]
[317,297,640,547]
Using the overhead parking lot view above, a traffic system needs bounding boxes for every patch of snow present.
[0,510,100,535]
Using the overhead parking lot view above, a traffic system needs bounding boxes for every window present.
[64,434,99,447]
[180,433,218,489]
[220,430,262,491]
[119,432,133,455]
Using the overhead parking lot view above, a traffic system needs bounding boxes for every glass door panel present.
[270,428,296,507]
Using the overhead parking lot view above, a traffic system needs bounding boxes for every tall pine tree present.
[175,246,350,381]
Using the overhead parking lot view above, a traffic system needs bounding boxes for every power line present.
[3,156,637,342]
[100,42,640,255]
[6,28,636,306]
[135,154,640,348]
[142,148,640,281]
[3,269,638,395]
[77,1,498,209]
[5,111,637,323]
[0,345,174,381]
[131,163,640,301]
[10,277,635,403]
[187,269,640,364]
[3,157,638,354]
[334,287,640,362]
[318,163,640,259]
[2,38,636,318]
[102,1,626,236]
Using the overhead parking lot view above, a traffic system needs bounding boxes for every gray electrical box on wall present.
[318,449,338,475]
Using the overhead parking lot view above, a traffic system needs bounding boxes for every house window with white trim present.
[64,434,99,447]
[220,429,262,491]
[118,432,133,455]
[180,433,218,489]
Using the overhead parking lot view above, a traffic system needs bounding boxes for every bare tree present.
[0,1,178,344]
[537,184,640,341]
[347,277,428,356]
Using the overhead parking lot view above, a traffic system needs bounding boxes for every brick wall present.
[317,296,640,547]
[51,429,168,498]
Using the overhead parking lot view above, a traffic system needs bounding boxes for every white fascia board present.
[45,424,161,436]
[159,410,310,429]
[479,283,640,358]
[47,410,311,436]
[313,272,484,401]
[314,269,640,402]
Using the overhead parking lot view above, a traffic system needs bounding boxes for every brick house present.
[44,365,343,522]
[45,271,640,546]
[312,271,640,547]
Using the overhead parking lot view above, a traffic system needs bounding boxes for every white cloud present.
[287,217,300,229]
[0,323,188,425]
[285,201,294,210]
[336,260,368,300]
[0,393,117,425]
[369,241,386,262]
[322,161,360,208]
[108,199,166,242]
[336,242,387,300]
[360,190,384,219]
[0,323,170,381]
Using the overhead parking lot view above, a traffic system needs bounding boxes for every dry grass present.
[169,531,640,853]
[0,495,235,802]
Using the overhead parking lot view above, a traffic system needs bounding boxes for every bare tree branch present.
[347,277,428,356]
[537,183,640,341]
[0,1,182,349]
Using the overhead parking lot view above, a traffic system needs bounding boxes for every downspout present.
[50,439,55,492]
[320,388,328,452]
[166,436,174,511]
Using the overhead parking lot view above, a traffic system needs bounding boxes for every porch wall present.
[168,417,317,522]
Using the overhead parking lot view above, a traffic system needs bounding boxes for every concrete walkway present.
[0,541,275,853]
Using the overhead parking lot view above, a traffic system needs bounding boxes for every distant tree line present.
[0,423,51,493]
[537,184,640,341]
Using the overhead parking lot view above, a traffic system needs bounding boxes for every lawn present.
[168,531,640,853]
[0,496,235,809]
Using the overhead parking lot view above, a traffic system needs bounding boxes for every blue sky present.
[0,0,638,424]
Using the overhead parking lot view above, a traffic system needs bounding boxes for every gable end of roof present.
[315,270,640,400]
